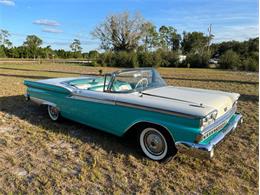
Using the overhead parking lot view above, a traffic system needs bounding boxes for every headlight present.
[233,101,238,108]
[200,110,218,130]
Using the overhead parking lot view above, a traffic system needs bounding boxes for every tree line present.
[0,12,258,71]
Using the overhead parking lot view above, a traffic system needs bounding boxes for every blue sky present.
[0,0,258,52]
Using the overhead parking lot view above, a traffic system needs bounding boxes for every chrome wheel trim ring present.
[48,105,59,121]
[140,128,168,160]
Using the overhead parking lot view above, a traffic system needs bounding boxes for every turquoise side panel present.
[62,98,201,142]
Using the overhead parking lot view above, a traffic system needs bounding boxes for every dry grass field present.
[0,62,258,194]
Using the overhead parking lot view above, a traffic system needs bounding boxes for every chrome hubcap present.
[144,131,165,156]
[49,106,59,118]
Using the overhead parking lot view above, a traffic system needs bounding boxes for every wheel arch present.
[123,121,176,144]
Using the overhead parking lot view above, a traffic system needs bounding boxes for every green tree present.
[159,26,181,51]
[70,39,82,52]
[141,22,159,51]
[70,39,82,58]
[55,49,69,59]
[10,47,20,58]
[0,29,12,48]
[211,37,258,60]
[23,35,43,59]
[44,45,53,59]
[181,31,210,54]
[0,46,6,57]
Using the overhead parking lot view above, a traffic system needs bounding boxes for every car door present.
[67,89,119,134]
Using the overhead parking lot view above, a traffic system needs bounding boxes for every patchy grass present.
[0,63,258,194]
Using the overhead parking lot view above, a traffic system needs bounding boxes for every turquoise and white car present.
[24,68,243,162]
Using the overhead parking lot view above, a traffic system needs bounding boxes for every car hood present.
[143,86,240,118]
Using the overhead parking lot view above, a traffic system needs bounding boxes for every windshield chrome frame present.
[105,68,166,93]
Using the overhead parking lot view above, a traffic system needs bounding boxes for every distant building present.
[209,58,219,64]
[178,55,186,63]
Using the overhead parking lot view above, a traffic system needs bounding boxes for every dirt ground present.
[0,63,258,194]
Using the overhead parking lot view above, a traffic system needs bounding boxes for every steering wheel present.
[135,78,149,89]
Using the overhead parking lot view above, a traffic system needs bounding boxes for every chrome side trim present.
[70,94,115,105]
[115,101,198,119]
[70,94,198,119]
[175,113,243,159]
[30,97,57,107]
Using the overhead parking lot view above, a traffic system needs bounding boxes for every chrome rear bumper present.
[175,113,243,159]
[24,93,30,101]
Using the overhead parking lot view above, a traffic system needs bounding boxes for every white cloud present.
[42,28,63,33]
[213,25,259,42]
[44,40,98,46]
[33,19,60,26]
[44,41,68,46]
[0,0,15,6]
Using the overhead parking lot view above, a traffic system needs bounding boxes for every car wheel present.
[47,105,60,121]
[139,127,176,162]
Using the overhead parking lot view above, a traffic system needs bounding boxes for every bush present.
[110,51,138,68]
[137,50,179,67]
[88,50,99,59]
[138,52,154,67]
[186,52,210,68]
[96,52,113,67]
[94,48,258,71]
[0,46,6,57]
[153,51,163,67]
[242,57,259,72]
[96,51,136,67]
[97,50,180,68]
[160,51,179,67]
[218,50,241,70]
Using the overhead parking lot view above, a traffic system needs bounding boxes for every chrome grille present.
[201,105,237,140]
[202,120,228,139]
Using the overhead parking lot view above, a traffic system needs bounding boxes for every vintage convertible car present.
[24,68,243,161]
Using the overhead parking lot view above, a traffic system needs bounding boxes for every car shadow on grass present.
[0,95,142,160]
[239,94,259,102]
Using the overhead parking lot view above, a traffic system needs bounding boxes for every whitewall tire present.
[47,105,60,121]
[139,127,176,162]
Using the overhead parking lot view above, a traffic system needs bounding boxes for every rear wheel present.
[139,126,177,162]
[47,105,60,121]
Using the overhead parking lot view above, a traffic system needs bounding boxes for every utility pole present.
[208,24,212,52]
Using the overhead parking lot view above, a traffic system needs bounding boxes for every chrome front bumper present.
[175,113,243,159]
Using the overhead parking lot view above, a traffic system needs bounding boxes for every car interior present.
[67,77,133,92]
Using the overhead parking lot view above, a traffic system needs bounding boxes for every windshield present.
[109,69,166,93]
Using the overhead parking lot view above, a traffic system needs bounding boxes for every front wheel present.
[139,127,176,162]
[47,105,60,121]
